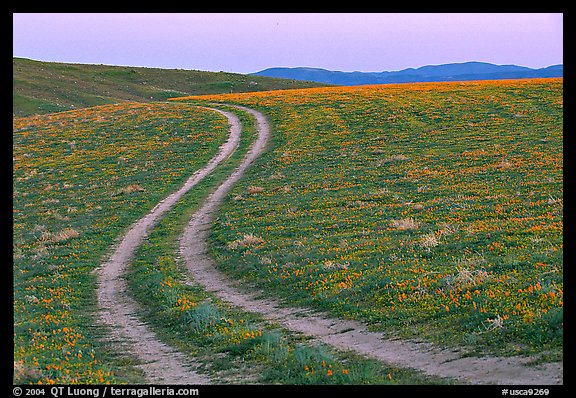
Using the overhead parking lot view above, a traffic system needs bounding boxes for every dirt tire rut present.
[180,105,563,385]
[96,107,241,384]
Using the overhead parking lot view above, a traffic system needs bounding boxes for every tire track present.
[180,105,563,385]
[96,107,241,384]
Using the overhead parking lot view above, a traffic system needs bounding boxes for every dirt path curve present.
[96,107,242,384]
[180,105,563,385]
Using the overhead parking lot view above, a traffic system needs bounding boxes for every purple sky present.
[13,13,563,73]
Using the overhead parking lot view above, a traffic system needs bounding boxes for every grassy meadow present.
[13,101,449,385]
[173,78,563,359]
[124,106,450,384]
[13,76,562,384]
[13,102,231,383]
[13,57,328,117]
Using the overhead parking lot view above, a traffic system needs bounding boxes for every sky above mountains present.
[13,13,563,74]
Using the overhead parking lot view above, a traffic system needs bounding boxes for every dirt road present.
[96,107,241,384]
[95,103,562,385]
[179,105,563,385]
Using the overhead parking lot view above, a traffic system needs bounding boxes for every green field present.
[174,78,563,359]
[13,101,447,385]
[13,57,329,117]
[125,105,448,384]
[13,75,562,384]
[13,102,231,383]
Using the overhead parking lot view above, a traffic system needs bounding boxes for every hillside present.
[173,78,563,359]
[14,78,563,383]
[12,57,329,117]
[252,61,563,85]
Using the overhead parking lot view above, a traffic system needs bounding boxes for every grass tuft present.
[227,234,266,250]
[40,227,80,243]
[391,218,419,230]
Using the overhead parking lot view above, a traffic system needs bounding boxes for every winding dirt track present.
[179,105,563,385]
[96,107,241,384]
[96,103,562,385]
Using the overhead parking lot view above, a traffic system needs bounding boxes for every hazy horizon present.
[13,55,564,75]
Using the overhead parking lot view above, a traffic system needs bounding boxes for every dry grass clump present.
[113,184,145,196]
[13,361,42,384]
[457,252,488,269]
[420,233,439,251]
[438,222,459,236]
[391,218,419,230]
[480,315,506,333]
[378,154,409,166]
[53,211,70,221]
[323,260,349,270]
[40,227,80,243]
[118,184,145,194]
[547,195,563,206]
[33,245,51,259]
[448,253,491,288]
[388,154,409,161]
[268,172,285,180]
[227,233,265,250]
[247,186,265,195]
[260,256,273,265]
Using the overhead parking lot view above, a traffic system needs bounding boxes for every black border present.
[8,8,570,395]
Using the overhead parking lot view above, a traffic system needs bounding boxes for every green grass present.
[14,77,562,384]
[13,57,329,117]
[13,102,231,383]
[125,104,456,384]
[14,99,448,384]
[173,78,563,360]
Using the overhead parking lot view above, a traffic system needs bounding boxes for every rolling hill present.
[14,65,563,383]
[13,57,330,117]
[173,78,563,360]
[252,61,563,86]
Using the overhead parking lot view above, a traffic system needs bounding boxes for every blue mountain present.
[251,62,563,86]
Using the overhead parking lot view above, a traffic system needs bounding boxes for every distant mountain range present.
[252,62,563,86]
